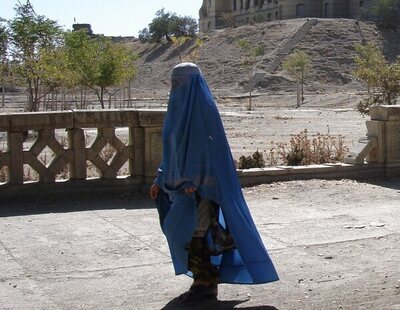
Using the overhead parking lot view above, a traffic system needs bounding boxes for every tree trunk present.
[100,88,105,109]
[248,91,252,111]
[1,83,5,110]
[128,80,132,108]
[301,70,305,104]
[296,79,301,108]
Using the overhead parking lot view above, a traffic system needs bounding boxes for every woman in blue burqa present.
[150,62,278,303]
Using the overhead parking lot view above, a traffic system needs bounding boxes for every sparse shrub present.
[87,143,117,178]
[23,165,39,182]
[0,166,7,182]
[238,150,265,169]
[221,12,236,28]
[283,50,311,107]
[100,144,116,164]
[252,13,266,23]
[0,142,6,182]
[238,130,349,169]
[285,145,305,166]
[266,129,349,166]
[354,43,400,114]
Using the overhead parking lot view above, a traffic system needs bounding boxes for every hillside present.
[129,18,400,98]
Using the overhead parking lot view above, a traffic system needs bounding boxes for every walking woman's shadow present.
[162,297,278,309]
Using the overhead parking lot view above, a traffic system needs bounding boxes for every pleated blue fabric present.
[155,62,279,284]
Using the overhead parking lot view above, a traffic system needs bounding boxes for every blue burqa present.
[155,63,279,284]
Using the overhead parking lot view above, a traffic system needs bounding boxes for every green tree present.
[373,0,399,28]
[354,43,400,114]
[237,39,264,111]
[171,36,190,62]
[7,1,64,111]
[283,50,310,108]
[139,9,197,43]
[64,31,138,109]
[171,36,204,63]
[188,38,204,63]
[0,18,8,109]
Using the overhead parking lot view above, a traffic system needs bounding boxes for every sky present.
[1,0,203,37]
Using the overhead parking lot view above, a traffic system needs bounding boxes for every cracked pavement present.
[1,179,400,309]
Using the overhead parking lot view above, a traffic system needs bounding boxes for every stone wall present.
[199,0,399,31]
[0,110,165,196]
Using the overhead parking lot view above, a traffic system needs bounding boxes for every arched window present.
[296,4,305,18]
[324,3,329,17]
[240,0,244,9]
[233,0,237,10]
[245,0,250,10]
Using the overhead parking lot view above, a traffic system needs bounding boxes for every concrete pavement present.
[1,179,400,309]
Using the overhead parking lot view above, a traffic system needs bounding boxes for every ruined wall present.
[199,0,400,31]
[279,0,319,19]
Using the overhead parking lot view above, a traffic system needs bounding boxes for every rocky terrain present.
[2,19,399,161]
[119,19,399,160]
[129,18,400,97]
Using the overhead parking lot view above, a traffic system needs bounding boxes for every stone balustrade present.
[345,105,400,177]
[0,109,165,196]
[1,106,399,199]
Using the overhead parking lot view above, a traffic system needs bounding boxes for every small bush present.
[238,130,349,169]
[0,166,6,182]
[0,143,6,182]
[267,129,349,166]
[238,150,265,169]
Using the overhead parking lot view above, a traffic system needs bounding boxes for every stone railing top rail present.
[370,105,400,121]
[0,109,166,131]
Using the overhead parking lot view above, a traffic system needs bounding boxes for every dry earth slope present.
[128,18,400,98]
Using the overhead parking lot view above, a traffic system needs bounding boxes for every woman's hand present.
[184,187,197,195]
[150,184,160,200]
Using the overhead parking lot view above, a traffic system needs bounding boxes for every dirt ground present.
[0,90,368,165]
[216,92,368,161]
[1,178,399,310]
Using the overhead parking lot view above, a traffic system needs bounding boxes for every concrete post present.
[8,132,24,184]
[144,128,163,183]
[68,128,87,180]
[369,105,400,177]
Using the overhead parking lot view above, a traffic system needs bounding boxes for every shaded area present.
[162,297,278,309]
[0,191,155,217]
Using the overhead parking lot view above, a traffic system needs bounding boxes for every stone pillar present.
[144,128,163,183]
[369,105,400,177]
[8,132,24,184]
[130,127,144,178]
[137,111,165,184]
[369,105,400,163]
[68,128,87,180]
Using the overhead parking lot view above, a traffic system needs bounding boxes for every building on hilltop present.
[199,0,400,31]
[72,23,94,35]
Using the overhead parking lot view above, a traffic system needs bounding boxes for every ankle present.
[192,280,217,287]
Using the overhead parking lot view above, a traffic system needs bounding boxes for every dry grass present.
[266,129,349,166]
[0,166,7,183]
[238,129,349,169]
[0,141,7,182]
